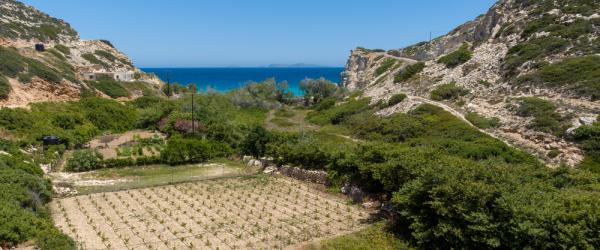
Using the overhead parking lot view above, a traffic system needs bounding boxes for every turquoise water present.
[141,67,344,96]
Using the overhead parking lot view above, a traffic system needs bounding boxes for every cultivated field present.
[51,176,369,250]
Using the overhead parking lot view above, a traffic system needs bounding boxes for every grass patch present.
[465,112,500,129]
[271,117,295,127]
[430,83,470,101]
[24,58,62,84]
[437,43,472,68]
[307,98,371,125]
[503,36,568,74]
[394,62,425,82]
[375,58,397,76]
[88,79,131,98]
[274,107,295,118]
[304,222,412,250]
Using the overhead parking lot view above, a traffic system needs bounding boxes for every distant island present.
[265,63,334,68]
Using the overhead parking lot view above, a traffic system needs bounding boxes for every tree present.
[241,125,273,157]
[299,78,338,105]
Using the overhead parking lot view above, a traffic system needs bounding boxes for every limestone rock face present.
[341,0,600,167]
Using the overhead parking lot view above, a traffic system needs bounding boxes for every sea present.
[141,67,345,96]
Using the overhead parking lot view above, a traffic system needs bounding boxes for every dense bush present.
[437,43,472,68]
[386,93,407,107]
[88,79,131,98]
[0,74,11,99]
[65,149,103,172]
[0,140,75,249]
[465,112,500,129]
[375,58,397,76]
[306,98,371,125]
[24,58,62,84]
[241,125,274,157]
[94,50,117,62]
[161,136,232,165]
[503,37,568,74]
[430,83,470,101]
[81,53,109,68]
[79,97,138,132]
[0,47,25,77]
[53,44,70,55]
[394,62,425,82]
[519,55,600,100]
[516,97,569,135]
[299,78,339,105]
[228,78,291,109]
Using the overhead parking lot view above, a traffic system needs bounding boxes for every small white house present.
[80,71,135,82]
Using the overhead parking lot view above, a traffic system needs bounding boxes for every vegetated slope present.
[342,0,600,167]
[0,0,162,107]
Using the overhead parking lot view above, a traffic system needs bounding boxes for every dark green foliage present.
[394,62,425,82]
[573,120,600,173]
[228,78,292,109]
[375,58,397,76]
[82,53,109,68]
[466,112,500,129]
[94,50,117,62]
[46,48,66,61]
[437,43,472,68]
[299,78,339,104]
[0,47,25,77]
[65,149,103,172]
[504,37,569,74]
[430,83,470,101]
[0,74,10,99]
[78,97,138,132]
[160,136,231,165]
[306,98,371,125]
[313,96,336,111]
[0,140,75,249]
[53,45,70,56]
[17,72,32,83]
[386,93,407,107]
[521,14,557,38]
[88,79,131,98]
[24,58,62,84]
[519,56,600,99]
[241,125,273,157]
[516,97,570,135]
[345,112,425,142]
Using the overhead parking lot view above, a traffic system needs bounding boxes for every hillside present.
[0,0,162,107]
[342,0,599,167]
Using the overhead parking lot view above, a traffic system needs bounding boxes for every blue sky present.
[21,0,496,67]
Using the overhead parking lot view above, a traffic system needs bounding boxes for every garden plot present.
[51,176,369,250]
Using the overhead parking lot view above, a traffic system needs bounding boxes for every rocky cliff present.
[342,0,599,166]
[0,0,162,107]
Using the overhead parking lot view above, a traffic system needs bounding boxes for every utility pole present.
[429,31,432,43]
[191,89,195,134]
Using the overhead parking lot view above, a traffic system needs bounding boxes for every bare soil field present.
[89,130,166,159]
[51,175,369,250]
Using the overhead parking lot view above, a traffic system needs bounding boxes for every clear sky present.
[20,0,496,67]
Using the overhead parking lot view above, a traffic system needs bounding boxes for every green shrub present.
[53,44,70,55]
[65,149,103,172]
[386,93,407,107]
[430,83,470,101]
[0,47,25,77]
[375,58,397,76]
[465,112,500,129]
[516,97,569,135]
[88,79,130,98]
[241,125,274,157]
[307,98,371,125]
[504,37,569,74]
[46,48,66,61]
[274,108,294,118]
[24,58,62,84]
[79,97,138,132]
[313,96,336,111]
[437,43,472,68]
[519,55,600,99]
[94,50,117,62]
[17,72,32,83]
[394,62,425,82]
[0,74,11,99]
[161,136,232,165]
[82,53,109,68]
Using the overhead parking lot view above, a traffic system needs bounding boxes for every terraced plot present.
[51,176,368,250]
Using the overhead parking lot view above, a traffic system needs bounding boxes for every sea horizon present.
[141,67,344,96]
